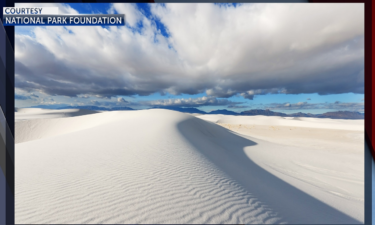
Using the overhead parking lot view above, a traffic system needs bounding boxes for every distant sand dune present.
[15,108,99,121]
[16,111,120,144]
[15,109,363,224]
[198,114,363,131]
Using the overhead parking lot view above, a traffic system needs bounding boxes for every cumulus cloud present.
[143,96,242,107]
[15,3,364,100]
[266,101,364,111]
[117,97,129,103]
[108,3,143,27]
[16,3,78,14]
[239,88,286,100]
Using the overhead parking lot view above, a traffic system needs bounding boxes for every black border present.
[1,3,15,224]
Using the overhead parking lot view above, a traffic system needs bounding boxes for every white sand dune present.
[15,109,363,224]
[15,108,99,121]
[15,111,112,144]
[197,114,364,155]
[198,114,364,131]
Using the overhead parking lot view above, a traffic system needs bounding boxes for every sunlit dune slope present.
[15,109,363,224]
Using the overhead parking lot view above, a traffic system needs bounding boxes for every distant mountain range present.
[316,111,364,119]
[154,107,364,119]
[208,109,239,115]
[151,106,207,114]
[240,109,286,116]
[24,105,364,119]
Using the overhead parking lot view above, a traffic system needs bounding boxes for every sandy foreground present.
[15,109,364,224]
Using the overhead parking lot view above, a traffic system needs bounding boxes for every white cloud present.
[143,96,241,107]
[15,3,364,100]
[117,97,128,103]
[15,3,79,14]
[109,4,143,27]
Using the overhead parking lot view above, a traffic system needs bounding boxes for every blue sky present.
[14,3,364,114]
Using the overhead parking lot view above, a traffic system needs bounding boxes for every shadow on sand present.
[177,117,361,224]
